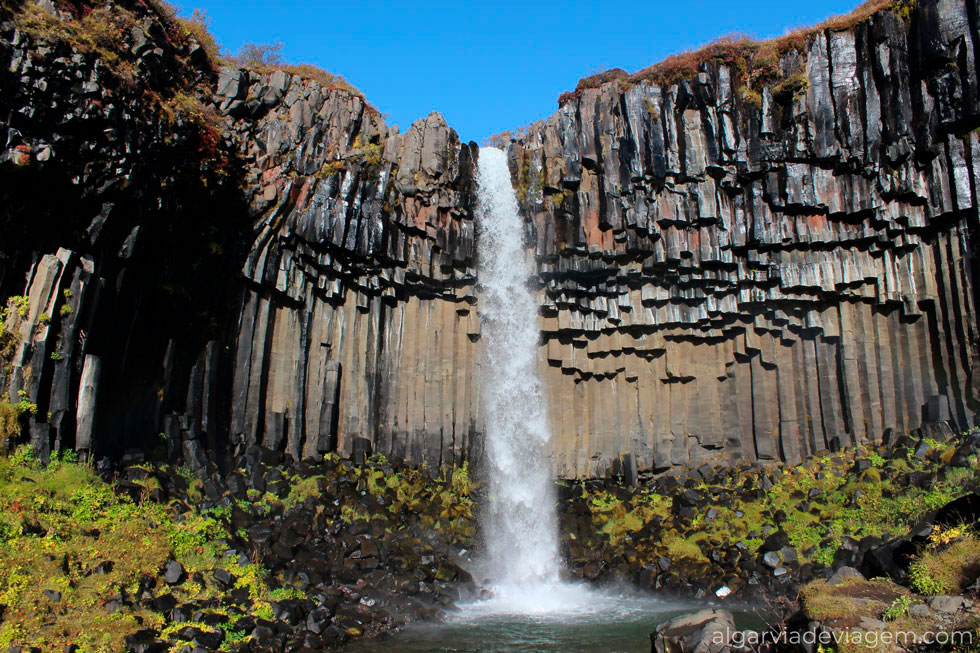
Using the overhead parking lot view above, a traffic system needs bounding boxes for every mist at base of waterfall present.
[349,585,768,653]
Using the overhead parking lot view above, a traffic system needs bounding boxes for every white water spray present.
[473,147,570,612]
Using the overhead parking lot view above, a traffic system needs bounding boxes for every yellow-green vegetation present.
[802,576,906,622]
[1,295,29,357]
[909,526,980,595]
[16,1,140,81]
[351,458,477,543]
[0,446,281,652]
[316,159,346,178]
[235,455,477,544]
[549,189,567,209]
[0,399,36,444]
[578,438,977,572]
[800,576,968,653]
[586,485,672,547]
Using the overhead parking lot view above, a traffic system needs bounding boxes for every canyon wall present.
[510,0,980,476]
[1,0,979,478]
[215,69,483,468]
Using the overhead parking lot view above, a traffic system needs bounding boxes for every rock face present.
[507,0,980,476]
[0,1,484,469]
[217,70,482,467]
[1,0,979,478]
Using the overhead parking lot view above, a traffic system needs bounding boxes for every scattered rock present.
[928,595,964,614]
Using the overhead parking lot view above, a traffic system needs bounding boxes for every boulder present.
[651,609,736,653]
[928,595,964,614]
[163,560,185,585]
[827,566,864,586]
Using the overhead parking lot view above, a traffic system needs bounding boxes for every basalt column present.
[509,0,980,478]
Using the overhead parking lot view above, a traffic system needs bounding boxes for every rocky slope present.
[1,0,979,482]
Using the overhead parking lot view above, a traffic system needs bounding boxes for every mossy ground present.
[0,447,476,651]
[571,436,979,580]
[0,447,260,651]
[909,527,980,596]
[799,577,950,653]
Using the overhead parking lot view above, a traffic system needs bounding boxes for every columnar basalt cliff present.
[215,68,483,467]
[508,0,980,476]
[0,0,484,470]
[1,0,978,479]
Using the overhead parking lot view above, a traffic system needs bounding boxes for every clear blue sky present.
[178,1,866,143]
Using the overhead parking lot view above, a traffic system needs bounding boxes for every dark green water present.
[350,587,767,653]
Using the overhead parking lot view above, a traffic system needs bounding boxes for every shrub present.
[883,595,914,621]
[234,40,284,68]
[574,67,629,92]
[176,9,220,62]
[909,535,980,595]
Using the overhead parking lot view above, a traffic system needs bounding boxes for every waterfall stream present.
[475,147,561,600]
[348,147,754,649]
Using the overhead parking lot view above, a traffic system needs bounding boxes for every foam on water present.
[452,582,676,621]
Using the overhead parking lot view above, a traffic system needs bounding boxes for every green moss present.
[0,446,286,651]
[664,534,708,563]
[281,474,323,511]
[575,438,978,575]
[910,533,980,595]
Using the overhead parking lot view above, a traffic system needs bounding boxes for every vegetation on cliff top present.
[558,0,917,106]
[14,0,367,105]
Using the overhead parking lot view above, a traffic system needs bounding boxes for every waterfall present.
[475,147,561,602]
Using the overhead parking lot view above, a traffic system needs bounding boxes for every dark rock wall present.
[213,67,483,467]
[2,0,979,478]
[0,1,251,463]
[507,0,980,476]
[0,0,485,470]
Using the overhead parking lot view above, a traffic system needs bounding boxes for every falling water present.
[347,147,757,648]
[473,146,567,611]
